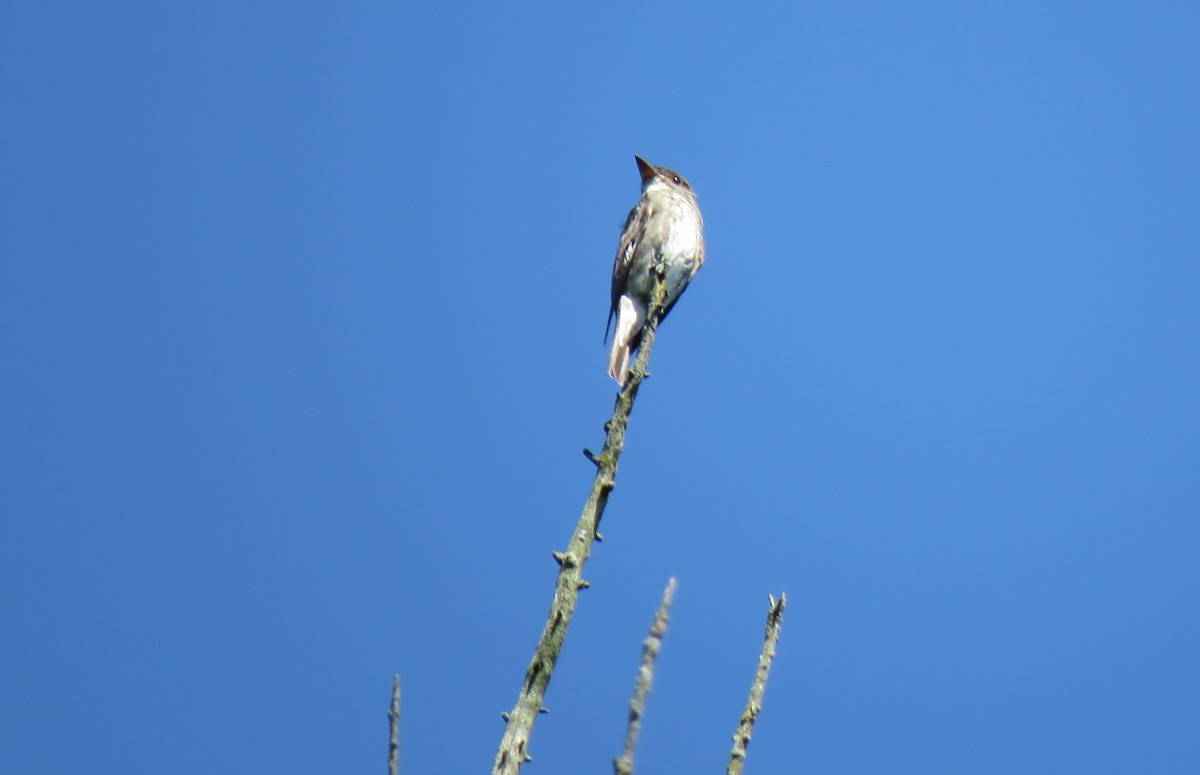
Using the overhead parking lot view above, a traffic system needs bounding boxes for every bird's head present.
[635,155,694,194]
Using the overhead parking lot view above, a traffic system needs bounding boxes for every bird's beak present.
[635,155,657,183]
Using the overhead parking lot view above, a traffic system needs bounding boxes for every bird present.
[605,155,705,386]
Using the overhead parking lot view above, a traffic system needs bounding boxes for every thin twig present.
[491,269,669,775]
[389,675,400,775]
[727,594,787,775]
[613,577,677,775]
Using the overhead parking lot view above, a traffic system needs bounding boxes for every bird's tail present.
[607,295,643,387]
[607,340,632,387]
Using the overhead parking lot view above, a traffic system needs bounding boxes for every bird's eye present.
[672,175,681,184]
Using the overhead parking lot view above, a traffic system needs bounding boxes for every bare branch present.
[613,577,678,775]
[727,594,787,775]
[388,675,400,775]
[492,270,669,775]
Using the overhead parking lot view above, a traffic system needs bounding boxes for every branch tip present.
[725,590,787,775]
[613,578,678,774]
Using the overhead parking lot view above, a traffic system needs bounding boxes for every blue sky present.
[3,2,1198,773]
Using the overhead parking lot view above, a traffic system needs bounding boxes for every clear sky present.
[3,2,1198,773]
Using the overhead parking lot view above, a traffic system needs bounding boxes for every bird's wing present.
[605,200,650,343]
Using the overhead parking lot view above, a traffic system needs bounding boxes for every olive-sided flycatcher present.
[605,155,706,386]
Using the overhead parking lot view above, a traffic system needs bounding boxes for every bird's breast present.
[647,193,703,261]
